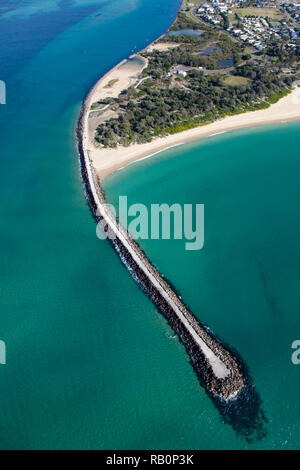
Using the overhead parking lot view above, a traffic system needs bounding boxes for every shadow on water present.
[124,256,269,443]
[81,175,268,444]
[257,261,283,319]
[154,274,268,443]
[208,346,268,443]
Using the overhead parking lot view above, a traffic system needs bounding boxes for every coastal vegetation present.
[170,10,205,31]
[104,79,119,88]
[93,2,299,148]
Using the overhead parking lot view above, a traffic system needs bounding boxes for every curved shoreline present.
[84,0,300,180]
[76,18,275,437]
[90,84,300,179]
[77,87,245,398]
[76,42,253,401]
[77,87,270,441]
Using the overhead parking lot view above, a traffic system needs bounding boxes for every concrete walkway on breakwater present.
[81,83,232,383]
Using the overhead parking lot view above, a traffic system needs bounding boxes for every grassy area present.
[167,119,212,134]
[233,7,283,20]
[223,75,250,86]
[267,88,291,104]
[104,79,119,89]
[170,10,209,30]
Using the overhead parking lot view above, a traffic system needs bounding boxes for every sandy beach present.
[84,50,300,180]
[145,41,181,52]
[88,56,148,104]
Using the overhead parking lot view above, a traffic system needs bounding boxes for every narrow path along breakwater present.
[76,50,271,441]
[76,61,245,402]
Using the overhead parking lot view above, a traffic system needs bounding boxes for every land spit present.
[77,76,246,401]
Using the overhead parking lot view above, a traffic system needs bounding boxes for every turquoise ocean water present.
[1,0,300,450]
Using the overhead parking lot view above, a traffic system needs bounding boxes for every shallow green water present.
[1,0,300,450]
[103,122,300,449]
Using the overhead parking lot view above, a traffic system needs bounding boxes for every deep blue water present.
[0,0,103,80]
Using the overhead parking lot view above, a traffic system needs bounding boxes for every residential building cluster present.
[197,0,238,26]
[281,1,300,22]
[195,0,300,51]
[229,17,280,50]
